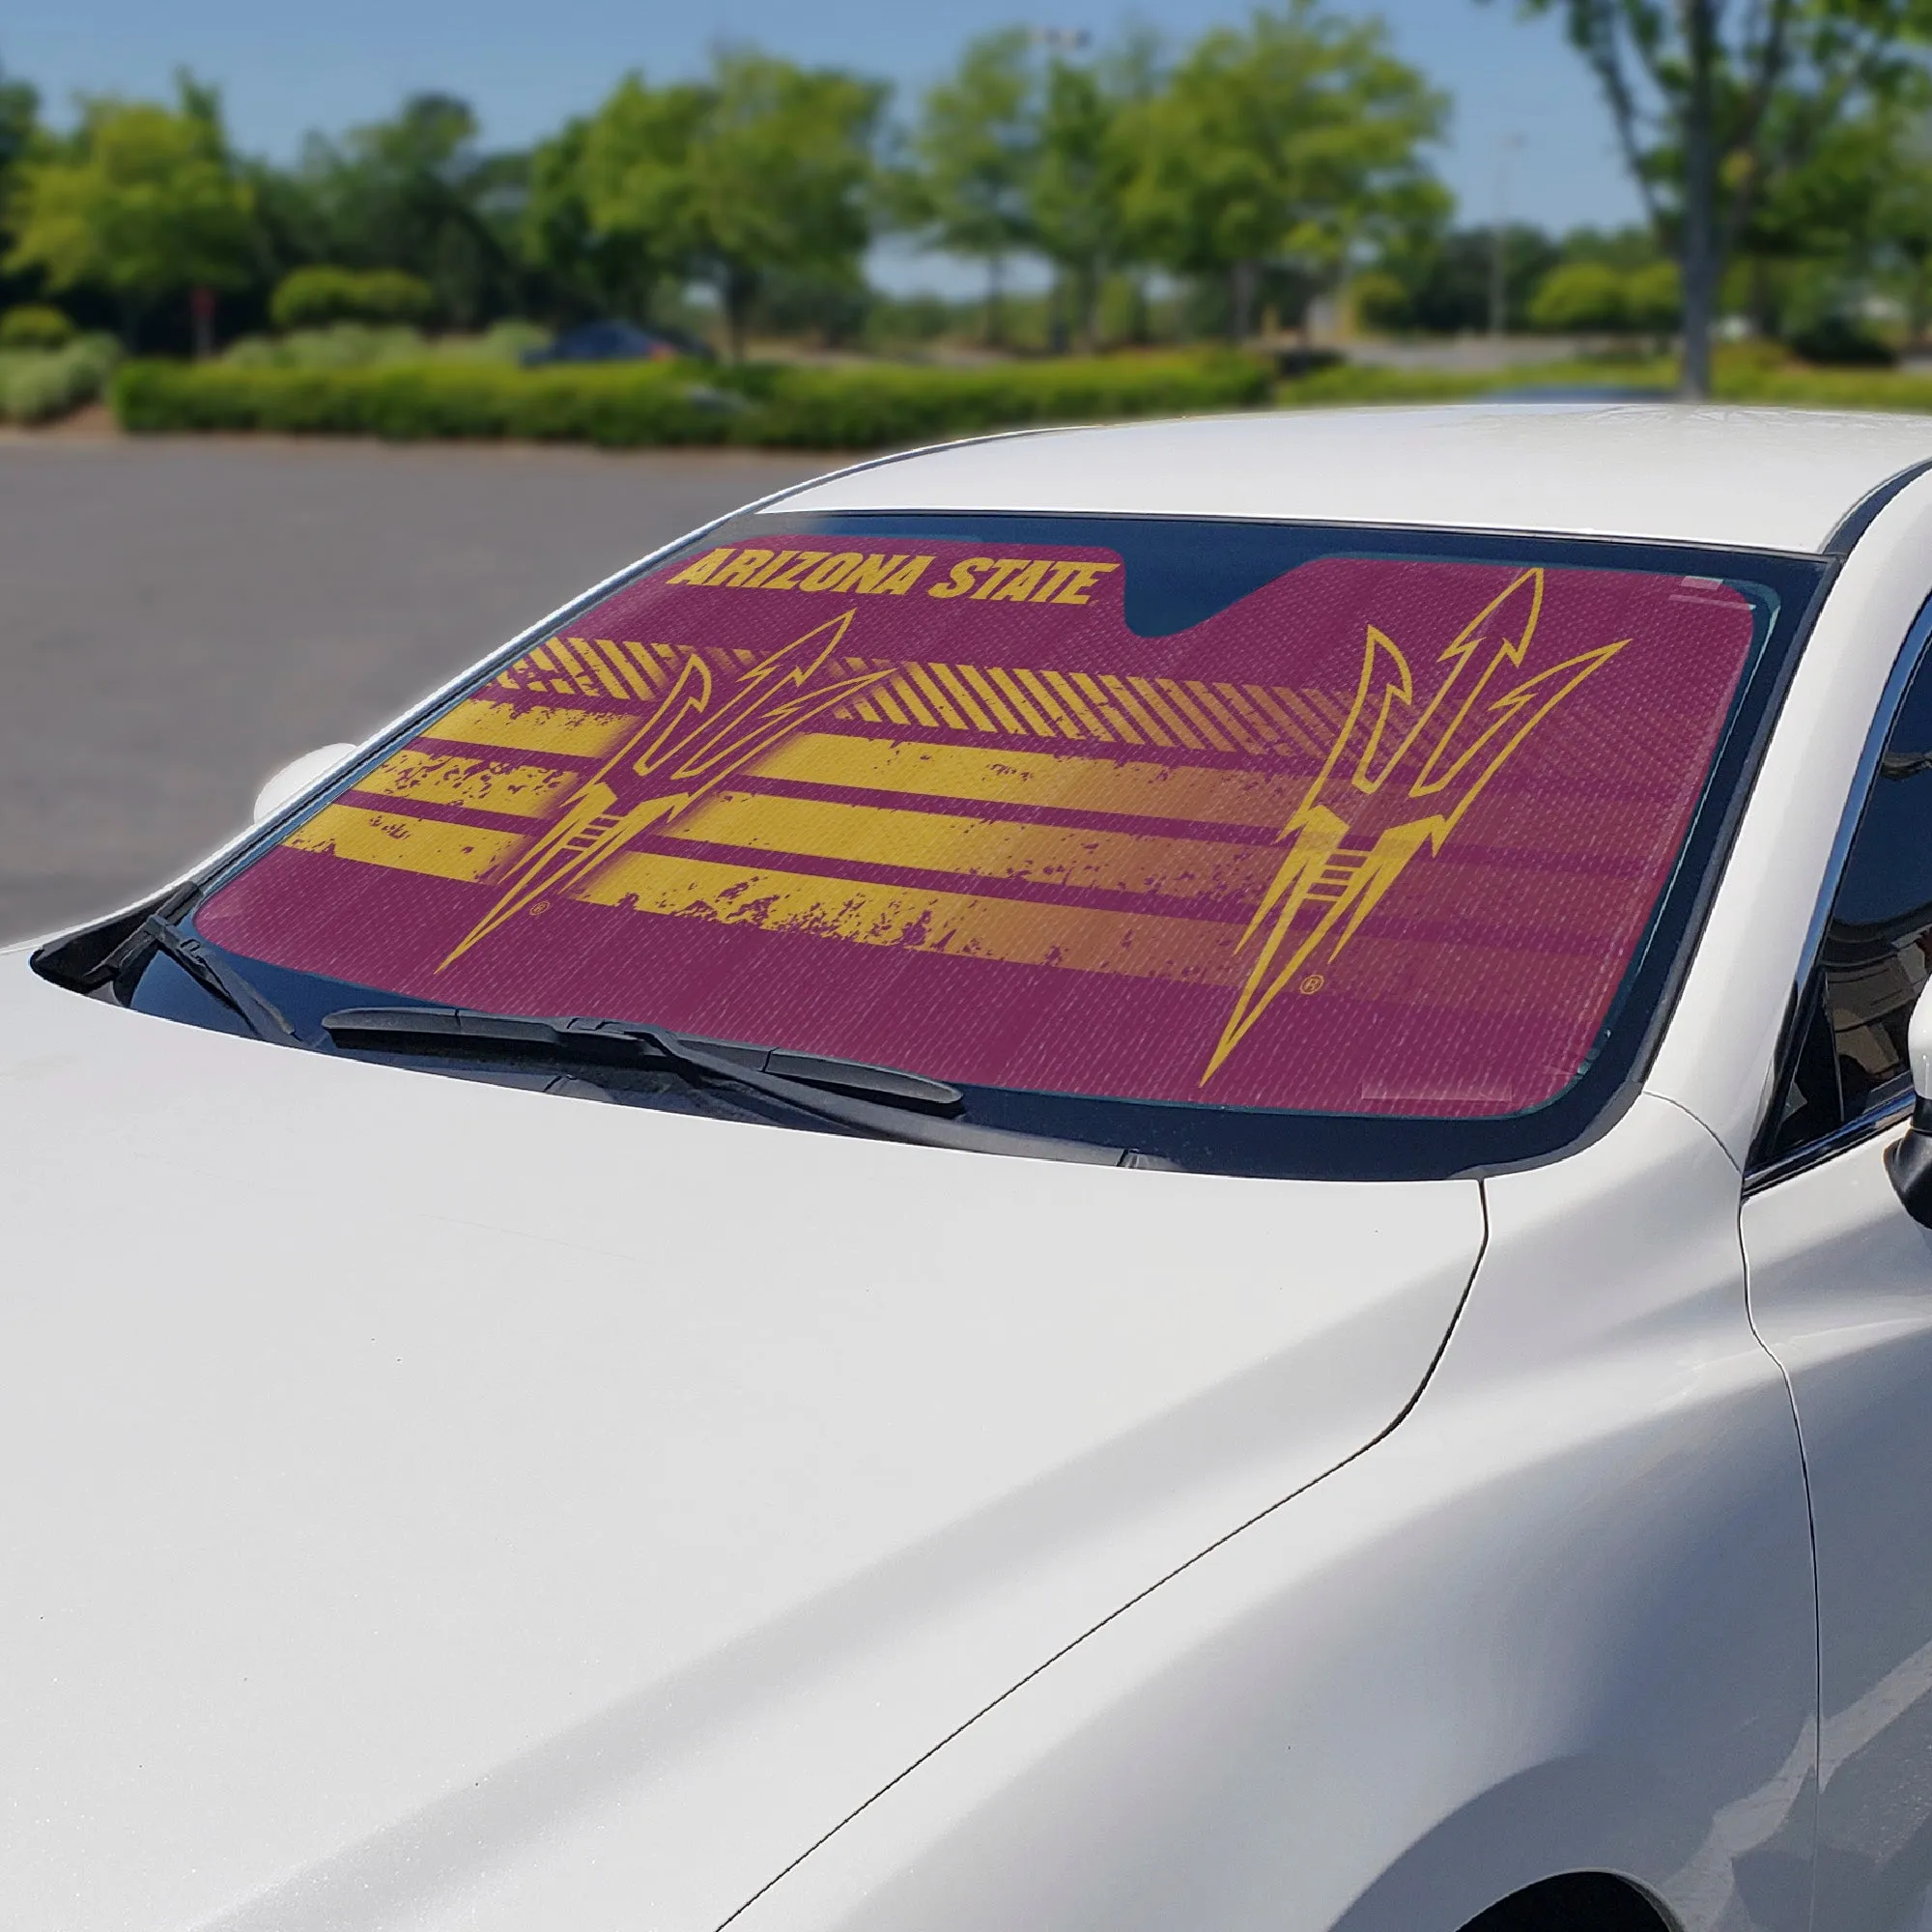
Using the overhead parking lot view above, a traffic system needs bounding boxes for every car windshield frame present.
[92,510,1831,1181]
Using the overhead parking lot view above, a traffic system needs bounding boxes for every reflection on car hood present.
[0,952,1484,1932]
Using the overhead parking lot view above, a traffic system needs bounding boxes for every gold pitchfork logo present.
[1202,568,1628,1084]
[439,611,892,971]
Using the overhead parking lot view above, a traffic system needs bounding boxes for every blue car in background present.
[522,319,712,365]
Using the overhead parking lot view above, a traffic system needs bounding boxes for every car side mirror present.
[1888,980,1932,1225]
[252,743,355,824]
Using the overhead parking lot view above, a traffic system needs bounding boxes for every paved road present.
[0,438,824,942]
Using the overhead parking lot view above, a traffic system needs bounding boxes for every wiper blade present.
[322,1006,1170,1168]
[142,915,300,1045]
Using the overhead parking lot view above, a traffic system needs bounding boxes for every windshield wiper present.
[321,1005,1171,1168]
[140,914,301,1045]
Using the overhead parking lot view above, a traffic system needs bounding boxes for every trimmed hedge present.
[0,333,120,424]
[1276,363,1492,409]
[1271,350,1932,413]
[110,350,1273,449]
[1720,365,1932,411]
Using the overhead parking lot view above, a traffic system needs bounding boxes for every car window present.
[1760,645,1932,1167]
[151,514,1817,1179]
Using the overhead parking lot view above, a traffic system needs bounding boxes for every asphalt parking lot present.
[0,436,825,942]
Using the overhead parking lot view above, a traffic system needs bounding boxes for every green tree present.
[1125,1,1445,340]
[269,265,433,329]
[1528,258,1631,328]
[566,75,712,328]
[1029,50,1138,351]
[899,30,1037,345]
[0,58,45,315]
[0,58,36,185]
[1869,113,1932,342]
[583,52,884,359]
[293,95,524,327]
[1500,0,1932,396]
[523,106,676,324]
[6,76,255,348]
[1624,256,1685,328]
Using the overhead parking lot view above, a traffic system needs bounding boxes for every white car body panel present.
[23,403,1932,1930]
[776,404,1932,552]
[1744,1134,1932,1931]
[0,962,1479,1931]
[730,1098,1814,1932]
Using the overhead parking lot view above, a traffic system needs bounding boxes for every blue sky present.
[5,0,1643,287]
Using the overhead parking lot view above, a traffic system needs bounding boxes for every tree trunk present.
[190,286,215,361]
[723,265,755,362]
[1679,0,1719,399]
[984,255,1006,349]
[1230,260,1258,343]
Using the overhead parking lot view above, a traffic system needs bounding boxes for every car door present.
[1743,630,1932,1932]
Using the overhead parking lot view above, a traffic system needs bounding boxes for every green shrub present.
[1276,363,1490,408]
[1716,363,1932,409]
[0,334,120,423]
[223,319,553,373]
[0,303,76,350]
[434,319,553,363]
[111,350,1272,448]
[1527,262,1631,333]
[269,267,436,332]
[1623,261,1683,331]
[1785,313,1897,368]
[224,323,427,371]
[1349,270,1412,333]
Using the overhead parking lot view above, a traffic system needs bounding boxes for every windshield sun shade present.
[189,512,1797,1150]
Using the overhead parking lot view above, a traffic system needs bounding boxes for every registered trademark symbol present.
[530,899,552,915]
[1299,973,1325,995]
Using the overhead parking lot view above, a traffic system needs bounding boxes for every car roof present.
[771,403,1932,555]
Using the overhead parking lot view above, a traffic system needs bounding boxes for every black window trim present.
[1745,588,1932,1192]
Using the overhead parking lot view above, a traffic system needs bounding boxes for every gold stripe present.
[1183,681,1264,755]
[1009,667,1083,738]
[902,665,968,731]
[1098,675,1171,747]
[552,636,626,702]
[1144,680,1221,753]
[285,805,526,882]
[1037,669,1111,739]
[353,749,582,820]
[954,663,1025,735]
[984,666,1058,738]
[750,732,1302,828]
[582,639,653,701]
[665,789,1276,903]
[1128,677,1208,751]
[473,647,1343,753]
[927,664,998,733]
[1069,672,1144,744]
[421,698,640,757]
[1241,685,1326,760]
[578,850,1249,985]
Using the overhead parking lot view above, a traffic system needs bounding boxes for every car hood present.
[0,952,1483,1932]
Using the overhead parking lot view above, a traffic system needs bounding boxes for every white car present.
[18,403,1932,1932]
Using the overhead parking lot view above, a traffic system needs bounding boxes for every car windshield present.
[161,511,1820,1178]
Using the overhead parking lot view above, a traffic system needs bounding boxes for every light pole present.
[1490,133,1525,339]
